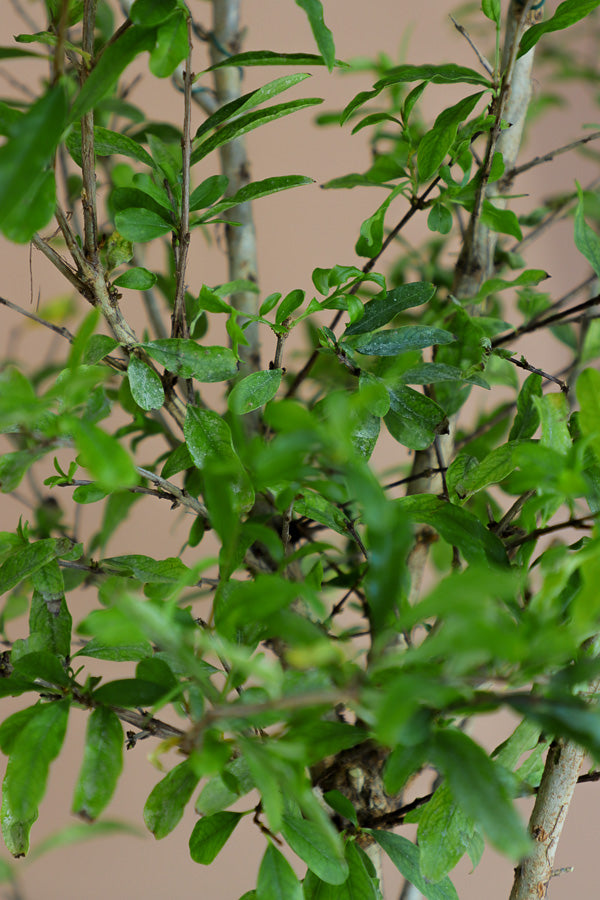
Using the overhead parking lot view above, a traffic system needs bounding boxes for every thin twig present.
[503,353,569,393]
[81,0,99,263]
[505,511,600,549]
[0,295,75,341]
[506,130,600,181]
[449,14,494,76]
[171,16,193,345]
[136,466,208,518]
[492,296,600,347]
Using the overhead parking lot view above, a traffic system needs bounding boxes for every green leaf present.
[418,93,484,182]
[93,678,170,707]
[0,83,68,235]
[130,0,179,26]
[398,495,508,566]
[480,201,522,240]
[482,0,501,25]
[385,386,448,451]
[74,638,152,662]
[68,125,155,168]
[353,326,455,356]
[228,369,282,415]
[114,207,173,242]
[452,442,519,498]
[71,419,137,490]
[188,811,242,864]
[144,759,200,839]
[72,708,123,821]
[574,182,600,277]
[472,269,550,304]
[127,356,165,411]
[29,585,71,658]
[189,174,229,211]
[576,368,600,461]
[0,539,65,596]
[295,0,336,72]
[113,267,157,290]
[83,334,120,365]
[26,820,142,862]
[355,188,400,258]
[418,783,476,882]
[281,813,347,884]
[303,842,379,899]
[0,450,45,493]
[191,98,323,165]
[519,0,600,57]
[257,843,302,900]
[102,555,190,583]
[12,651,69,687]
[197,176,314,222]
[509,373,542,440]
[207,51,344,70]
[70,26,157,124]
[1,168,56,244]
[373,831,459,900]
[196,757,254,815]
[184,407,254,511]
[1,701,69,857]
[345,283,435,336]
[398,363,489,389]
[141,340,239,381]
[150,9,189,78]
[428,203,453,234]
[431,729,530,859]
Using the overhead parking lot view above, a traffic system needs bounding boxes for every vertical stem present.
[172,14,193,344]
[509,740,584,900]
[211,0,260,371]
[81,0,99,263]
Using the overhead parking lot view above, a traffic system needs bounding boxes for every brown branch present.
[506,130,600,182]
[505,512,600,549]
[449,14,494,76]
[171,16,193,346]
[503,353,569,393]
[81,0,99,263]
[0,295,75,342]
[492,296,600,347]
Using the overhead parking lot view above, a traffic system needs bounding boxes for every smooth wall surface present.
[0,2,597,898]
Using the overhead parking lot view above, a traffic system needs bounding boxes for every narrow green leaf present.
[188,812,242,864]
[72,708,123,821]
[0,83,68,232]
[1,701,69,857]
[519,0,600,57]
[372,831,459,900]
[29,583,71,658]
[431,729,530,859]
[398,363,489,389]
[1,168,56,243]
[228,369,282,415]
[355,188,400,258]
[70,26,157,124]
[353,326,455,356]
[0,539,63,596]
[144,759,200,839]
[141,340,239,381]
[68,125,155,168]
[295,0,336,71]
[257,843,302,900]
[189,174,228,211]
[482,0,501,25]
[113,267,157,290]
[128,356,165,411]
[93,678,170,707]
[206,51,345,70]
[418,783,476,882]
[191,98,323,165]
[197,176,314,222]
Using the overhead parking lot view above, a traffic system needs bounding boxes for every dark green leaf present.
[184,407,254,511]
[509,373,542,440]
[197,176,314,221]
[130,0,178,26]
[74,638,152,662]
[29,588,71,658]
[0,539,64,596]
[83,334,119,364]
[72,708,123,821]
[574,182,600,277]
[189,174,228,211]
[418,783,476,882]
[12,651,69,687]
[144,759,200,839]
[128,356,165,411]
[345,283,435,336]
[68,126,155,168]
[385,386,448,451]
[141,340,239,381]
[398,363,488,389]
[295,0,336,71]
[189,811,242,864]
[228,369,282,414]
[93,678,170,706]
[207,51,345,70]
[103,554,189,583]
[353,326,455,356]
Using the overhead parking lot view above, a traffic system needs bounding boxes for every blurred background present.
[1,1,599,897]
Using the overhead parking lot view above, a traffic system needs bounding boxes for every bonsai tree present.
[1,1,600,897]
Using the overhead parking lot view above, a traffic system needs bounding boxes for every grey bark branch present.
[210,0,260,371]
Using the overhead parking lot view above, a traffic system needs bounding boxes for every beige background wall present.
[0,1,598,898]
